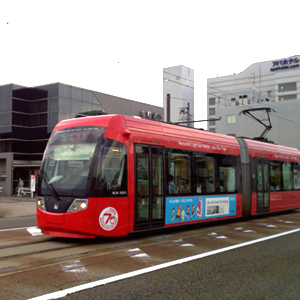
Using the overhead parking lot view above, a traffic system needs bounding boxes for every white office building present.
[207,55,300,149]
[163,65,194,126]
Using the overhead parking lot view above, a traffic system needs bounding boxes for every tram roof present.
[244,138,300,161]
[53,115,300,161]
[122,115,240,156]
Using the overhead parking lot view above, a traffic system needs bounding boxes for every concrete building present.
[0,83,163,196]
[207,55,300,149]
[163,66,194,126]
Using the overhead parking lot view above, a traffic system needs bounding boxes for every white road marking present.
[243,230,255,233]
[27,228,43,236]
[27,228,300,300]
[126,248,149,258]
[61,260,87,273]
[173,239,194,247]
[132,253,149,258]
[0,226,33,232]
[208,232,227,239]
[258,223,278,228]
[180,243,195,247]
[0,226,43,236]
[127,248,141,252]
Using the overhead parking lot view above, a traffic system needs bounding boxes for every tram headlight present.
[37,197,46,211]
[67,199,88,213]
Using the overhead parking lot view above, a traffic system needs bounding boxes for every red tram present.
[36,115,300,238]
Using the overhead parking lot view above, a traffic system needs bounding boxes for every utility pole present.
[167,94,170,123]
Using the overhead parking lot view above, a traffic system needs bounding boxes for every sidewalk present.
[0,196,36,218]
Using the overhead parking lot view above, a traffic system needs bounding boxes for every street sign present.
[31,175,36,192]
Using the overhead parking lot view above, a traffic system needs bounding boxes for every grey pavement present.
[0,196,36,218]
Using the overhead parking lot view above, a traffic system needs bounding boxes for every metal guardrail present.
[15,187,32,196]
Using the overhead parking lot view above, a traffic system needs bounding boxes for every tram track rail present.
[0,225,220,278]
[0,210,299,280]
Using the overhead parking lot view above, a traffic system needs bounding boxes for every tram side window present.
[167,152,191,195]
[293,163,300,190]
[195,155,215,194]
[270,161,282,191]
[96,139,127,197]
[136,147,149,196]
[282,161,292,191]
[217,155,237,193]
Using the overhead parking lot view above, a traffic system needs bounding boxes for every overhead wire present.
[164,72,300,128]
[207,85,300,123]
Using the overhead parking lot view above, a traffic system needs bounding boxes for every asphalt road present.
[0,216,36,229]
[63,231,300,300]
[0,198,299,300]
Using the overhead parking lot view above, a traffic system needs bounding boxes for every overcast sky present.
[1,0,299,129]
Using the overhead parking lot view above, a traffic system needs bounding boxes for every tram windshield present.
[39,126,105,197]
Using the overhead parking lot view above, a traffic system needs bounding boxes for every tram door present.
[256,159,270,213]
[135,145,165,230]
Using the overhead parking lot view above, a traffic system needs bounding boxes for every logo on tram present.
[99,207,119,231]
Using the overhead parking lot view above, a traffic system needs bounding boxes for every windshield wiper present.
[40,170,61,201]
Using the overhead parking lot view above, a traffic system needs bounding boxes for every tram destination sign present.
[270,57,299,72]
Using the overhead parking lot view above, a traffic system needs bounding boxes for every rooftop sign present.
[270,57,299,72]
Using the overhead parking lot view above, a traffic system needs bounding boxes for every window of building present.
[226,115,236,124]
[209,98,215,106]
[242,95,248,105]
[209,120,215,126]
[209,108,215,116]
[231,98,236,106]
[31,99,47,113]
[13,99,30,113]
[278,94,297,101]
[278,82,296,93]
[239,96,243,105]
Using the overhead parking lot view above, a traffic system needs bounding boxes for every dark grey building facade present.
[0,83,163,196]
